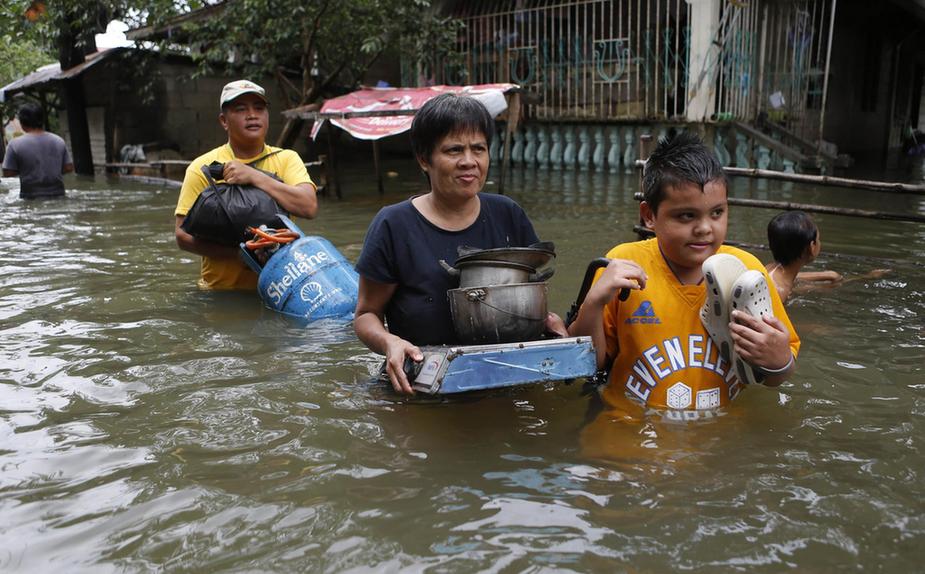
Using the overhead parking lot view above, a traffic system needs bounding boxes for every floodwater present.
[1,159,923,572]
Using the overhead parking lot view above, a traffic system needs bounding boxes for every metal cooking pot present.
[448,282,548,344]
[440,259,554,287]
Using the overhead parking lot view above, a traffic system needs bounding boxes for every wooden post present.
[325,123,341,199]
[637,133,654,196]
[818,0,838,153]
[686,0,723,121]
[372,139,383,195]
[498,91,521,195]
[755,2,769,121]
[638,133,657,161]
[62,77,94,175]
[636,133,656,239]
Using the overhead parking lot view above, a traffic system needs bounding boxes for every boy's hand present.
[728,310,792,371]
[586,259,647,307]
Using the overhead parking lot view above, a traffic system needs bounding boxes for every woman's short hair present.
[17,102,44,130]
[767,210,818,265]
[410,93,494,163]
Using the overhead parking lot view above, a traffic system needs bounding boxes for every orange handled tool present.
[244,226,300,250]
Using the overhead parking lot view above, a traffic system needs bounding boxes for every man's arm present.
[175,215,241,259]
[2,144,18,176]
[63,163,74,174]
[222,162,317,218]
[174,160,243,259]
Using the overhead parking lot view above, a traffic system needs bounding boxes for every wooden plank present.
[732,120,807,163]
[723,167,925,195]
[632,160,925,195]
[108,174,182,188]
[631,225,925,267]
[372,140,383,195]
[760,119,837,161]
[104,162,156,169]
[283,108,418,120]
[632,192,925,223]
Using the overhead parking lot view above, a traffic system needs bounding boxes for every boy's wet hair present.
[411,93,494,163]
[768,210,818,265]
[17,102,44,130]
[642,131,726,212]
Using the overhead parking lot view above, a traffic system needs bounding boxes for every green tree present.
[1,1,463,155]
[1,0,196,172]
[0,2,55,119]
[0,38,55,90]
[178,0,463,145]
[0,37,55,121]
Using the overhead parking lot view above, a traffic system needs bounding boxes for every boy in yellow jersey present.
[174,80,318,290]
[568,132,799,419]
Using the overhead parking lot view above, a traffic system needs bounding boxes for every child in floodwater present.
[765,211,889,302]
[568,132,800,419]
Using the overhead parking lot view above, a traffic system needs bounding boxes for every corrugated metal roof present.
[0,63,60,100]
[0,48,123,100]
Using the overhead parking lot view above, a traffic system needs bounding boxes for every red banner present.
[309,84,516,141]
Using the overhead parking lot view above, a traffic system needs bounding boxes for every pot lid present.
[454,259,535,272]
[455,244,556,269]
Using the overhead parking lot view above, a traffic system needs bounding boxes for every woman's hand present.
[354,276,426,394]
[544,312,568,338]
[383,335,423,395]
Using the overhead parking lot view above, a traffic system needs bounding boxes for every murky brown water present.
[1,159,923,572]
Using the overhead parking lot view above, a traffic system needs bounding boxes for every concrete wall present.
[56,54,305,168]
[58,107,106,167]
[125,62,296,159]
[822,0,925,156]
[157,67,235,158]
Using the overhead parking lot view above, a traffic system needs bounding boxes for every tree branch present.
[300,0,333,102]
[275,66,301,107]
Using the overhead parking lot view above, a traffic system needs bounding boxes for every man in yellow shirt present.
[174,80,318,290]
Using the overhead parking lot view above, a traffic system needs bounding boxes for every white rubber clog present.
[728,269,775,385]
[700,253,746,365]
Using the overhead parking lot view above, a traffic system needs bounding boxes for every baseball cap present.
[219,80,267,109]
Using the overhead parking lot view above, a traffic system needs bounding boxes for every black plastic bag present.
[180,153,286,246]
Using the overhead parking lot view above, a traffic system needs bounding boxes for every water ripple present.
[0,171,922,571]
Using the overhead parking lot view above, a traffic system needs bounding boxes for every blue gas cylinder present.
[241,216,359,322]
